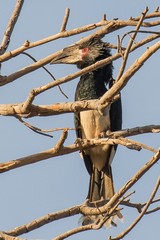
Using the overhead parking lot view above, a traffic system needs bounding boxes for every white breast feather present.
[80,108,115,170]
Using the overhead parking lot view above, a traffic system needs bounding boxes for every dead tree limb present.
[111,177,160,240]
[0,0,24,55]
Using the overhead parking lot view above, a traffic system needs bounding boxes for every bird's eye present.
[81,47,89,58]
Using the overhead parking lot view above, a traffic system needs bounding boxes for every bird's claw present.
[98,130,111,138]
[75,138,84,152]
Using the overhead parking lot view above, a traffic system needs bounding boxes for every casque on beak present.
[50,44,82,65]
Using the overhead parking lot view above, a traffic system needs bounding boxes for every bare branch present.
[52,198,123,240]
[116,7,148,80]
[0,134,158,173]
[12,33,158,110]
[6,196,123,238]
[121,30,160,43]
[118,137,157,153]
[52,224,92,240]
[22,52,68,99]
[0,51,115,87]
[0,231,22,240]
[121,197,160,213]
[5,152,160,238]
[16,116,74,136]
[0,30,159,89]
[0,20,109,63]
[145,206,160,214]
[107,124,160,138]
[0,99,99,117]
[54,129,68,152]
[0,0,24,55]
[80,150,160,216]
[15,116,53,138]
[6,205,81,236]
[111,177,160,240]
[1,8,160,239]
[98,40,160,108]
[132,10,160,20]
[60,8,70,32]
[0,10,160,63]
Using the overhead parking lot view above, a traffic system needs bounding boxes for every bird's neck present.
[75,68,108,100]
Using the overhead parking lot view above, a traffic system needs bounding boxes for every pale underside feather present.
[80,108,115,171]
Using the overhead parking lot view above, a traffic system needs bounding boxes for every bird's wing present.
[110,96,122,131]
[109,79,122,155]
[109,78,122,132]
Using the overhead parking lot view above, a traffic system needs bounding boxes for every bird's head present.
[50,37,112,69]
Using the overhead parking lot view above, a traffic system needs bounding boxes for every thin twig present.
[121,197,160,213]
[121,30,160,43]
[102,14,107,21]
[22,52,56,78]
[0,10,160,63]
[22,52,68,99]
[29,39,160,99]
[145,206,160,214]
[52,224,92,240]
[21,90,36,113]
[119,137,157,153]
[5,192,159,238]
[52,196,123,240]
[116,7,149,81]
[107,124,160,138]
[15,116,53,138]
[0,8,160,240]
[154,6,159,12]
[98,40,160,109]
[0,0,24,55]
[0,231,22,240]
[117,35,122,53]
[0,130,159,173]
[60,8,70,32]
[0,30,160,88]
[80,150,160,216]
[111,177,160,240]
[6,205,81,237]
[54,129,68,152]
[16,116,75,135]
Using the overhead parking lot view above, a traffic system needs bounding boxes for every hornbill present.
[50,37,122,225]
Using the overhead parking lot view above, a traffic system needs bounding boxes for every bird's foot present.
[74,138,84,152]
[98,130,111,138]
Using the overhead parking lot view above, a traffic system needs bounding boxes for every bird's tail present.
[81,166,123,227]
[88,166,115,201]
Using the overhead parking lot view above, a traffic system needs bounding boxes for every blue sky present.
[0,1,160,239]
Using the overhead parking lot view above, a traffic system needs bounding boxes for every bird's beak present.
[50,45,82,65]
